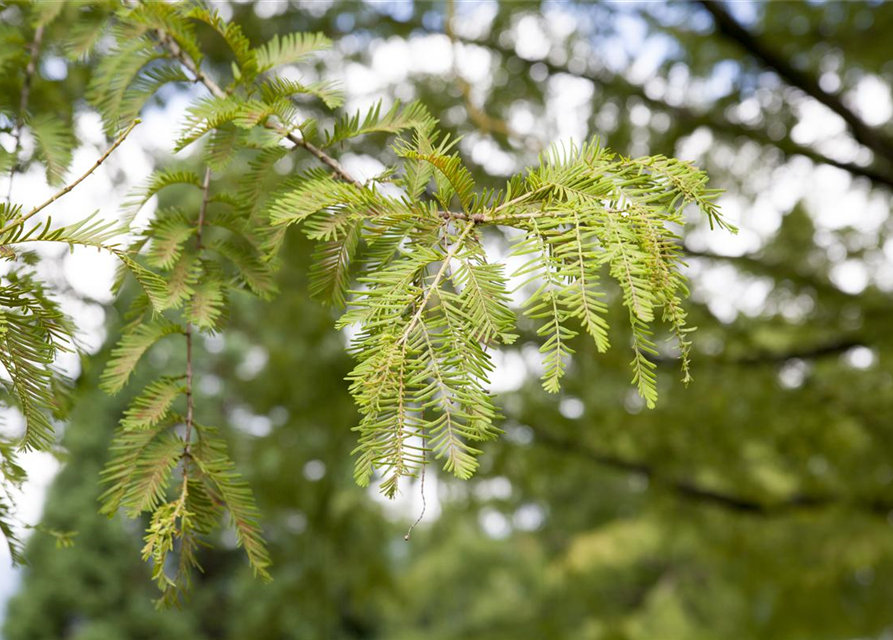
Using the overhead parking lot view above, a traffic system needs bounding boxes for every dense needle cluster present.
[0,1,732,603]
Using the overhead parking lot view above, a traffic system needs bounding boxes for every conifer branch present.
[153,27,363,188]
[80,3,730,591]
[152,21,537,227]
[0,119,140,235]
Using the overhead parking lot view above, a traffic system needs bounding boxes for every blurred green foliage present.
[5,1,893,638]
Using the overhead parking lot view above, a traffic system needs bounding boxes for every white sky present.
[1,1,892,614]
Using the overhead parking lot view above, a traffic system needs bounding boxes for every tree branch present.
[698,1,893,165]
[529,426,892,517]
[445,27,893,191]
[153,29,363,188]
[445,0,517,143]
[732,338,862,366]
[684,248,861,300]
[653,336,862,368]
[153,27,528,225]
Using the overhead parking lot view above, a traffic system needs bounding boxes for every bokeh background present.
[3,1,893,638]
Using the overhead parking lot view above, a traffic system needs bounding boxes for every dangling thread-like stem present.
[404,460,427,541]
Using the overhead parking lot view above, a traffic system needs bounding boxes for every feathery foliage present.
[29,114,75,185]
[120,376,185,431]
[0,0,731,602]
[0,436,26,565]
[0,3,175,567]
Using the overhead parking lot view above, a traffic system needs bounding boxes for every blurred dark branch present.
[658,337,862,368]
[445,0,515,141]
[541,58,893,191]
[684,249,859,300]
[649,334,861,367]
[602,69,893,189]
[530,426,892,517]
[443,28,893,191]
[676,110,893,191]
[687,248,893,311]
[726,338,861,365]
[6,23,45,202]
[698,1,893,165]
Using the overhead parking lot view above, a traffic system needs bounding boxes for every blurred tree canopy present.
[4,1,893,639]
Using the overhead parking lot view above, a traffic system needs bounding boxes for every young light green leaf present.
[255,32,331,72]
[101,321,183,395]
[120,376,185,431]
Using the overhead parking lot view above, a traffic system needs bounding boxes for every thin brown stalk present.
[0,119,140,235]
[6,24,45,202]
[183,166,212,457]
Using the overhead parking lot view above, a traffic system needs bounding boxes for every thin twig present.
[183,166,212,457]
[155,25,642,235]
[6,24,45,203]
[152,21,639,236]
[154,28,364,189]
[0,119,141,235]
